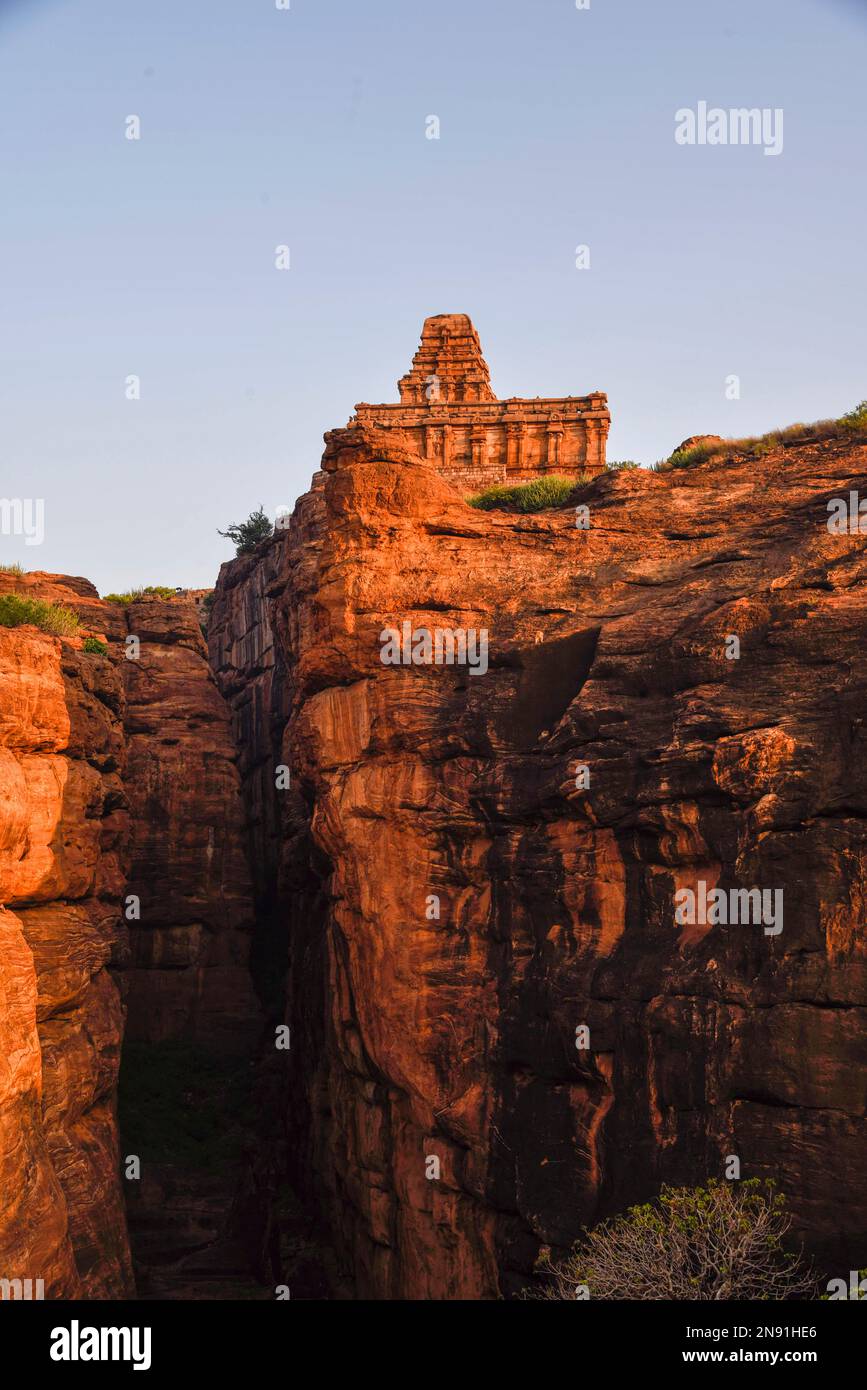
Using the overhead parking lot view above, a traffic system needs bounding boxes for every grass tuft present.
[467,475,583,512]
[104,584,176,606]
[656,400,867,472]
[0,592,80,636]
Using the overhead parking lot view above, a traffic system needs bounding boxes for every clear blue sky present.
[1,0,865,592]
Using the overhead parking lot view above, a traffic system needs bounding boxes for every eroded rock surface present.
[0,585,133,1298]
[119,600,260,1054]
[212,425,867,1298]
[0,575,262,1299]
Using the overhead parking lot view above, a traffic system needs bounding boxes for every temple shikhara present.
[348,314,610,491]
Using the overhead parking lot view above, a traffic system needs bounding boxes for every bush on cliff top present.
[104,584,176,605]
[0,592,80,636]
[657,399,867,472]
[467,475,584,512]
[217,505,273,555]
[523,1179,815,1301]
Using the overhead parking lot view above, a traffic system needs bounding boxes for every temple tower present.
[350,315,610,491]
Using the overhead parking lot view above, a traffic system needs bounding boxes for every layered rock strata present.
[0,576,133,1297]
[119,599,260,1054]
[212,424,867,1298]
[0,574,262,1298]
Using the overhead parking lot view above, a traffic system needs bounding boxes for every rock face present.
[5,411,867,1303]
[0,575,261,1299]
[212,423,867,1299]
[350,315,610,491]
[206,542,289,977]
[120,600,260,1054]
[0,578,133,1298]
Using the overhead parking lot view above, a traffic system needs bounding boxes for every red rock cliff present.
[0,575,261,1299]
[211,425,867,1299]
[0,575,132,1298]
[119,599,260,1054]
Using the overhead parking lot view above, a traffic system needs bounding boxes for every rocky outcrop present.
[212,423,867,1299]
[0,579,133,1298]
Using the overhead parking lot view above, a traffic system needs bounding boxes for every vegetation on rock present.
[525,1180,815,1301]
[104,585,176,605]
[467,475,585,512]
[657,400,867,472]
[0,592,80,635]
[217,506,273,555]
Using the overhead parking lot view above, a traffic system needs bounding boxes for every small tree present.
[217,506,273,556]
[527,1180,815,1301]
[839,399,867,435]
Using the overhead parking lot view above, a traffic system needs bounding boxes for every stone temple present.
[348,314,610,492]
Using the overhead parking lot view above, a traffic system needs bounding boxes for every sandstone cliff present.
[0,576,132,1297]
[0,575,262,1298]
[116,596,265,1296]
[211,425,867,1298]
[120,599,259,1053]
[4,416,867,1303]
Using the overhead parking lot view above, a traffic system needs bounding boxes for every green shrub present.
[82,636,108,655]
[607,460,641,470]
[840,399,867,434]
[217,506,273,555]
[104,584,175,606]
[667,440,724,470]
[660,401,867,471]
[524,1180,815,1301]
[103,590,140,606]
[467,475,580,512]
[0,592,80,636]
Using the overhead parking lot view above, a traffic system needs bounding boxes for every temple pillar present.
[506,422,522,473]
[471,427,487,469]
[546,422,564,469]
